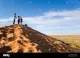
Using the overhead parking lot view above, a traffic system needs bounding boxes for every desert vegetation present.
[50,35,80,48]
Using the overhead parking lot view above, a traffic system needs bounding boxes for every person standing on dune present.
[20,17,23,24]
[13,13,17,24]
[18,16,21,24]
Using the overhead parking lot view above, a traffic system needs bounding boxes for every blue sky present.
[0,0,80,35]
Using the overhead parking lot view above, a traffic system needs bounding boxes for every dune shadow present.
[0,46,11,53]
[21,26,58,53]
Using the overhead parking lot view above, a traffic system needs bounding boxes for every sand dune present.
[0,24,80,53]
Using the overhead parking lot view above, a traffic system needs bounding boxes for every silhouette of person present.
[18,16,20,24]
[20,17,23,24]
[13,13,17,24]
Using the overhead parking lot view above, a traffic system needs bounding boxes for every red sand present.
[0,24,80,53]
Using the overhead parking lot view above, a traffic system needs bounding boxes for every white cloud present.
[23,9,80,27]
[0,17,13,23]
[44,9,80,17]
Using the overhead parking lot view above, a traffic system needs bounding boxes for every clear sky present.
[0,0,80,35]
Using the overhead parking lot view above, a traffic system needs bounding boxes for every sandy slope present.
[0,24,80,53]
